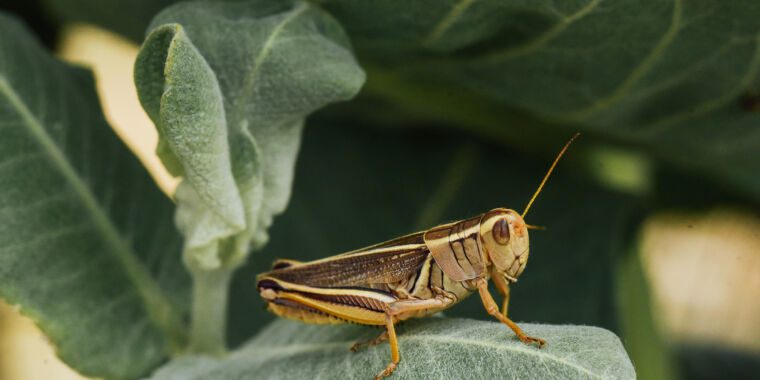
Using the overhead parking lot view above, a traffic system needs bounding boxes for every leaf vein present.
[423,0,476,47]
[473,0,601,63]
[234,2,309,125]
[560,0,683,120]
[642,33,760,133]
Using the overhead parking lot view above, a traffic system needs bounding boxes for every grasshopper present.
[257,134,579,379]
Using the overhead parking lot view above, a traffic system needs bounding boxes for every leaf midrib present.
[0,73,183,345]
[232,2,309,125]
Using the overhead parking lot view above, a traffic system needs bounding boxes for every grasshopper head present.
[480,208,530,281]
[478,134,579,283]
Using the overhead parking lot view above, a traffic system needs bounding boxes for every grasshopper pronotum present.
[257,134,580,379]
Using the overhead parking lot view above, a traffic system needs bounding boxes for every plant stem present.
[187,268,232,355]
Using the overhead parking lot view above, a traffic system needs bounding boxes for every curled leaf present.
[134,0,366,270]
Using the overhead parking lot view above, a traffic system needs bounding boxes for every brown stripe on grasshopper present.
[256,133,580,380]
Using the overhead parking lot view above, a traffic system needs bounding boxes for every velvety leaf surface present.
[0,13,188,379]
[134,0,365,270]
[151,319,635,380]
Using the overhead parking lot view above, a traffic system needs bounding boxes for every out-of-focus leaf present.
[676,344,760,380]
[151,318,636,380]
[318,0,760,199]
[134,0,365,270]
[229,121,634,344]
[0,13,188,379]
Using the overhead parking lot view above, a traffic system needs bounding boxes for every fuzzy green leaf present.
[134,0,365,271]
[0,13,188,379]
[151,318,635,379]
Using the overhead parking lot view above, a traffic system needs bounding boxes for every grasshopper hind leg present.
[374,314,399,380]
[266,299,346,325]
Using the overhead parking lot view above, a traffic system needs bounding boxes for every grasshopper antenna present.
[521,133,580,219]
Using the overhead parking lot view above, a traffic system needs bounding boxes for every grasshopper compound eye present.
[492,218,511,245]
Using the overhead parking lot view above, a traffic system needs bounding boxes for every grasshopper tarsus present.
[374,362,397,380]
[520,335,546,348]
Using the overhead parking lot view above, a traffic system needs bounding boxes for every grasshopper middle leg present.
[371,296,455,379]
[351,330,389,352]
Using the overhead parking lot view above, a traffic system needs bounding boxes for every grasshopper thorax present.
[479,208,529,281]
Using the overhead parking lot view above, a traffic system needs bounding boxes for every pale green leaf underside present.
[0,13,188,379]
[151,318,635,380]
[135,0,365,270]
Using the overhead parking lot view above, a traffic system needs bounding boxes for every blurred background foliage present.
[1,1,759,379]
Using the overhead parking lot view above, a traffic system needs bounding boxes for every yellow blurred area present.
[642,209,760,353]
[0,301,89,380]
[57,24,179,196]
[0,23,759,380]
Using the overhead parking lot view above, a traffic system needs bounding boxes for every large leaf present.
[0,13,188,379]
[151,318,635,379]
[229,121,635,344]
[134,0,365,271]
[316,0,760,200]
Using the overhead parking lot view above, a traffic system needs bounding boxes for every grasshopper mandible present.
[257,134,580,379]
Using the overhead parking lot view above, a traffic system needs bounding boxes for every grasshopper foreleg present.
[476,278,545,347]
[491,272,511,317]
